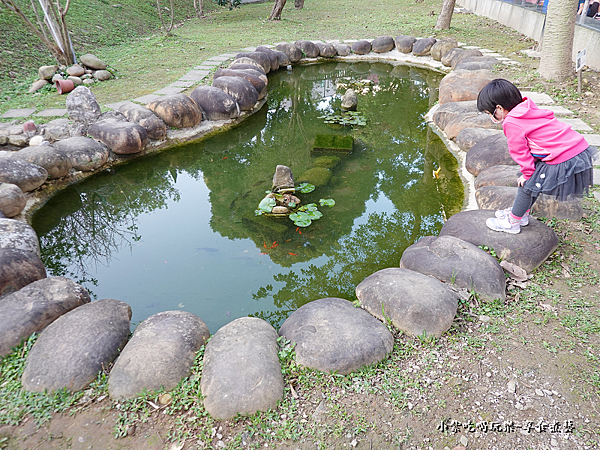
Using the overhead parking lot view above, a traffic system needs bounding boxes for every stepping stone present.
[279,297,394,375]
[34,109,67,117]
[104,101,131,111]
[521,92,554,104]
[208,56,232,62]
[201,317,283,420]
[201,60,224,66]
[153,86,186,96]
[0,248,46,298]
[170,80,195,88]
[465,134,515,176]
[356,268,458,338]
[400,235,506,302]
[463,45,482,50]
[22,298,131,393]
[439,209,559,272]
[557,118,593,132]
[219,53,238,57]
[584,134,600,146]
[1,109,36,119]
[132,94,162,104]
[0,218,41,257]
[474,164,521,190]
[108,311,209,399]
[0,276,90,357]
[241,47,257,51]
[540,105,574,115]
[179,71,209,81]
[475,185,584,220]
[193,66,217,72]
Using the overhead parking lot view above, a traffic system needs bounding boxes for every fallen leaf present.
[500,260,528,282]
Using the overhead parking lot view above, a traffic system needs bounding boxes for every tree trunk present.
[435,0,456,30]
[294,0,304,10]
[193,0,203,17]
[539,0,577,81]
[269,0,286,20]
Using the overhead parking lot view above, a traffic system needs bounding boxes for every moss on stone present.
[297,167,332,187]
[313,155,342,170]
[312,134,353,154]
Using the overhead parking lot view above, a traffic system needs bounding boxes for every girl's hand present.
[517,175,527,187]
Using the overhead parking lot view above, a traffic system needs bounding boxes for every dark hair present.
[477,79,523,114]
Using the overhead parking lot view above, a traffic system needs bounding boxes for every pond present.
[32,61,464,334]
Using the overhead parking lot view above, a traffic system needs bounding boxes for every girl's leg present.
[511,187,536,218]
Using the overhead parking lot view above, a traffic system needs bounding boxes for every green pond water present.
[32,61,464,334]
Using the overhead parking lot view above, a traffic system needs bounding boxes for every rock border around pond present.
[0,36,583,420]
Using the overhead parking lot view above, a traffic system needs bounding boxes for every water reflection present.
[33,62,463,332]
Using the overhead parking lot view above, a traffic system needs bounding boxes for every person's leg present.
[510,187,536,219]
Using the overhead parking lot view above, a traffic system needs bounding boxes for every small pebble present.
[460,435,468,446]
[479,314,491,323]
[535,389,544,396]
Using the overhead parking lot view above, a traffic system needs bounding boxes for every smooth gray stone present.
[412,38,437,56]
[229,59,267,75]
[455,56,499,71]
[235,52,271,73]
[294,40,320,58]
[80,54,107,70]
[450,49,484,69]
[351,40,372,55]
[0,218,40,257]
[0,248,46,298]
[394,35,416,53]
[371,36,395,53]
[432,101,478,130]
[213,69,267,100]
[315,42,337,58]
[54,136,110,171]
[341,89,358,111]
[444,112,502,140]
[271,49,291,66]
[42,118,71,142]
[475,165,522,189]
[65,86,102,134]
[88,119,148,155]
[212,76,258,111]
[22,298,131,393]
[476,186,584,220]
[272,165,294,190]
[279,297,393,374]
[431,38,459,61]
[275,43,303,63]
[201,317,283,420]
[455,127,503,152]
[146,94,202,129]
[255,46,280,71]
[400,235,506,302]
[12,145,71,179]
[0,158,48,192]
[466,134,515,176]
[0,276,90,357]
[333,42,351,56]
[189,85,240,121]
[439,209,559,272]
[0,183,26,218]
[356,268,458,338]
[108,311,209,399]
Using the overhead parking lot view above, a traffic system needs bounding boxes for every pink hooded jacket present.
[502,97,589,179]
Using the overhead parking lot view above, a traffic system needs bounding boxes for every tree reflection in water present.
[33,61,464,331]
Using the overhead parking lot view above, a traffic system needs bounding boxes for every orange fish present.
[222,156,228,159]
[289,252,298,256]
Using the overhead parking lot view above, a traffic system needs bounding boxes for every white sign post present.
[577,49,587,94]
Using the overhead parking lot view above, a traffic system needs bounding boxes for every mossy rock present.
[297,167,332,187]
[312,134,353,154]
[313,155,341,170]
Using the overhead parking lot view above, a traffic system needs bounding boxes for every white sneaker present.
[486,216,521,234]
[495,208,529,226]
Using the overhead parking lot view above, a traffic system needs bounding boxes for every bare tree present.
[193,0,203,17]
[269,0,287,20]
[435,0,456,30]
[156,0,174,33]
[0,0,75,65]
[538,0,577,81]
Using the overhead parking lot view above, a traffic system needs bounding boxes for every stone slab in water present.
[0,218,40,257]
[465,134,515,176]
[279,297,393,375]
[201,317,283,420]
[312,134,353,153]
[0,248,46,298]
[400,235,506,302]
[297,167,332,187]
[108,311,209,399]
[0,276,90,357]
[22,298,131,393]
[455,127,503,152]
[356,268,458,338]
[439,209,559,272]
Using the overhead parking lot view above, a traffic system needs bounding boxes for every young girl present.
[477,79,598,234]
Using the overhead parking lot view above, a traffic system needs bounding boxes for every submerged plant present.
[318,111,367,126]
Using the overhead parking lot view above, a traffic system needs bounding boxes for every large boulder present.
[201,317,283,420]
[0,249,46,298]
[431,100,478,130]
[42,118,71,142]
[395,35,416,53]
[450,49,484,69]
[12,145,71,179]
[117,102,167,140]
[229,59,267,75]
[356,268,458,338]
[333,42,351,56]
[465,134,515,176]
[255,46,280,71]
[431,38,459,61]
[80,54,107,70]
[315,42,337,58]
[0,158,48,192]
[21,298,131,392]
[235,52,271,73]
[279,297,393,374]
[341,89,358,111]
[271,49,291,66]
[455,127,503,152]
[455,56,499,71]
[54,136,110,171]
[444,112,502,140]
[146,94,203,128]
[439,209,559,272]
[475,164,521,189]
[275,43,303,63]
[400,236,506,302]
[88,119,148,155]
[438,69,495,104]
[212,76,259,111]
[0,218,40,257]
[189,86,240,121]
[0,183,26,218]
[273,165,294,190]
[294,40,320,58]
[0,277,90,357]
[412,38,437,56]
[371,36,395,53]
[108,311,209,399]
[213,69,267,100]
[65,86,102,135]
[351,40,372,55]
